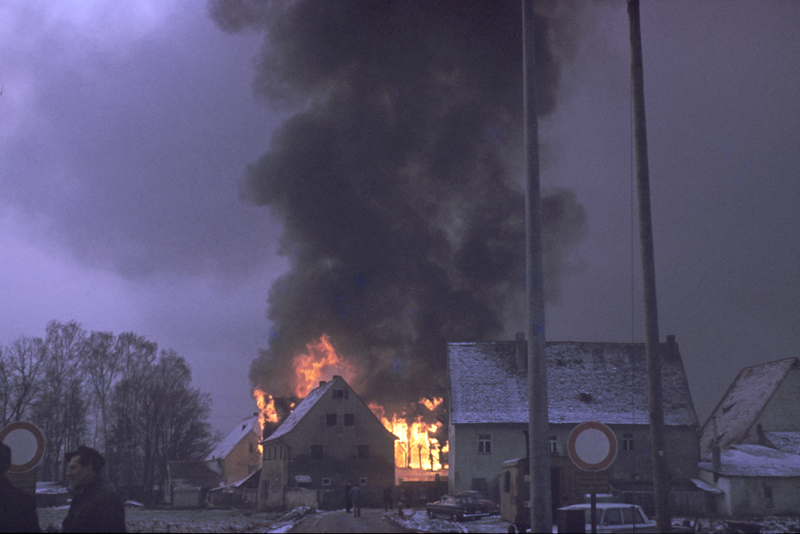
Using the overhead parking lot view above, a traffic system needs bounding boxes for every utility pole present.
[522,1,552,532]
[628,1,670,531]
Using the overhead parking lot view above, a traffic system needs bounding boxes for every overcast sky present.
[1,1,798,435]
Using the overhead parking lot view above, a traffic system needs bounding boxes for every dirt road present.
[290,509,410,533]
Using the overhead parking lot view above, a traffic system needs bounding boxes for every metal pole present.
[627,1,670,531]
[522,1,552,532]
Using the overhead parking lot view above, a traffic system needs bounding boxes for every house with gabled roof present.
[258,375,396,510]
[698,357,800,516]
[206,414,262,486]
[448,335,700,512]
[699,357,800,457]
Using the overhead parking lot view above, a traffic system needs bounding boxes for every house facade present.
[698,357,800,517]
[206,415,262,486]
[258,375,396,510]
[448,336,700,511]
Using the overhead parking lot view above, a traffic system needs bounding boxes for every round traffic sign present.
[0,421,46,473]
[568,421,617,472]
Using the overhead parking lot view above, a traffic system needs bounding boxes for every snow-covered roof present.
[449,339,699,426]
[261,379,338,443]
[764,431,800,456]
[699,444,800,477]
[699,358,797,456]
[206,415,260,461]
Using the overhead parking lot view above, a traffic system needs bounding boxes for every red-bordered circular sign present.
[0,421,46,473]
[568,421,618,472]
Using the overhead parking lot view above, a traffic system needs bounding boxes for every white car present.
[556,502,657,533]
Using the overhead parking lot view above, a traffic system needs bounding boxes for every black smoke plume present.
[209,0,587,414]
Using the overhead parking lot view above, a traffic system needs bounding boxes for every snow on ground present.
[37,506,314,533]
[387,509,514,533]
[673,516,800,534]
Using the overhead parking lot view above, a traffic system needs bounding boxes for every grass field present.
[37,507,288,533]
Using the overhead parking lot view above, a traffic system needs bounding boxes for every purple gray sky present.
[1,1,798,435]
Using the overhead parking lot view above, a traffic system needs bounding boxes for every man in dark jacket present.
[0,442,40,533]
[62,446,125,533]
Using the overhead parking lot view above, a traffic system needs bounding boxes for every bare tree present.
[0,336,47,426]
[33,320,88,481]
[80,331,120,452]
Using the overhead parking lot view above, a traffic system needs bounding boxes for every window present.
[249,442,254,453]
[602,508,623,526]
[322,478,332,486]
[334,389,349,400]
[503,471,511,493]
[357,444,370,459]
[623,433,634,451]
[764,486,774,508]
[478,434,491,453]
[359,477,368,485]
[326,413,337,426]
[310,444,323,459]
[549,435,558,453]
[344,413,355,426]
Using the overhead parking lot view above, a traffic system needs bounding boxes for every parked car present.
[556,503,658,533]
[455,490,500,515]
[426,494,491,521]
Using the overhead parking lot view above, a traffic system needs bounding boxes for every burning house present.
[447,335,701,514]
[258,375,396,510]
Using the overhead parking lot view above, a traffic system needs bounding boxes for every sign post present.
[1,421,46,497]
[568,422,618,534]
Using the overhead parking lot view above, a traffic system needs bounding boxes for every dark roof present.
[167,461,221,488]
[448,339,699,426]
[699,358,798,455]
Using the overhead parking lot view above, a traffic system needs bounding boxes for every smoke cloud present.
[209,0,587,413]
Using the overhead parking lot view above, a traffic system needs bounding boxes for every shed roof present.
[699,444,800,477]
[699,358,797,455]
[167,461,221,488]
[206,415,259,461]
[448,339,698,426]
[765,431,800,456]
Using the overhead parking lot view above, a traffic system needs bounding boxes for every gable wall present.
[222,429,262,485]
[282,383,394,461]
[745,366,800,443]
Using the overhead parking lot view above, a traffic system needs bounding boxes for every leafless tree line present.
[0,320,215,501]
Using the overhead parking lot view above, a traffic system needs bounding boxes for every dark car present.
[455,490,500,515]
[426,494,490,521]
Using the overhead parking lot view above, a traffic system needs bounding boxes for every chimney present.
[332,375,342,380]
[711,438,722,481]
[665,335,677,360]
[515,332,527,373]
[319,380,327,387]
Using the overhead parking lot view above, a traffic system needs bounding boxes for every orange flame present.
[253,388,279,453]
[293,334,356,397]
[370,398,445,470]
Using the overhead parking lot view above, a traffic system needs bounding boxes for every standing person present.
[349,483,362,517]
[0,442,40,533]
[62,446,125,533]
[344,482,352,513]
[383,486,393,511]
